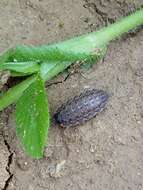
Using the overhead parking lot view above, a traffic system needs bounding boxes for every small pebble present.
[49,160,66,178]
[16,157,29,171]
[89,144,96,153]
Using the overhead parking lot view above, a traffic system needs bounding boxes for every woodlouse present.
[54,89,109,127]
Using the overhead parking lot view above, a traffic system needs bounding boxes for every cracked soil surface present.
[0,0,143,190]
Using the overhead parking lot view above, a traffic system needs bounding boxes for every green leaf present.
[16,74,49,158]
[0,61,40,75]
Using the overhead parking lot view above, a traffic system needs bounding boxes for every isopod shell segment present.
[54,89,109,127]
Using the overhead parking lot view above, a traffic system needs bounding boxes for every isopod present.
[54,89,109,127]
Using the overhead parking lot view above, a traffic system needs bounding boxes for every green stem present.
[0,75,36,111]
[0,9,143,110]
[55,8,143,52]
[2,8,142,64]
[8,8,143,62]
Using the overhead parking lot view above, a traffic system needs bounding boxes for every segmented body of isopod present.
[54,89,109,127]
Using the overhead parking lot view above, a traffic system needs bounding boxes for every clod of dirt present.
[0,71,10,90]
[49,160,66,178]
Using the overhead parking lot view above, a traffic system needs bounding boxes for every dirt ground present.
[0,0,143,190]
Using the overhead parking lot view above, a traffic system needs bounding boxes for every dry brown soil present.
[0,0,143,190]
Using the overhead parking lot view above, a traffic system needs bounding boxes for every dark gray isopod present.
[54,89,109,127]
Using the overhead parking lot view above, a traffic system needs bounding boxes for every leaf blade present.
[16,75,49,158]
[0,61,40,74]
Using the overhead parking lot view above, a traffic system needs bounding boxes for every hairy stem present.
[0,8,143,110]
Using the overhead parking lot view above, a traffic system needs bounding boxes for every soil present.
[0,0,143,190]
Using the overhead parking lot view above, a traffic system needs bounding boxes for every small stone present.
[86,164,90,169]
[137,172,141,176]
[16,157,29,171]
[89,144,96,153]
[137,120,141,124]
[49,160,66,178]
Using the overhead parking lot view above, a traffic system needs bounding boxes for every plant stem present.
[0,8,143,110]
[1,8,142,64]
[54,8,143,53]
[0,75,36,111]
[8,8,143,62]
